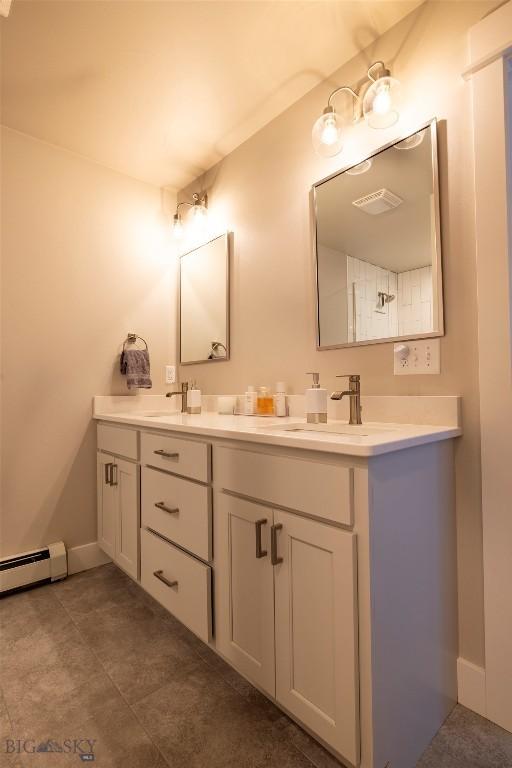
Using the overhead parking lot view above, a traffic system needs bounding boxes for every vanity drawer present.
[216,446,353,526]
[141,528,212,642]
[141,432,210,483]
[97,423,138,460]
[142,467,212,561]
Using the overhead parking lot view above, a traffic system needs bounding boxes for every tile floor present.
[0,563,510,767]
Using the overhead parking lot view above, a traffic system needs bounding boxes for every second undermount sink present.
[261,422,399,437]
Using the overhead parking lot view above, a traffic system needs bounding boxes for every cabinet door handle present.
[271,523,283,565]
[255,518,268,559]
[153,569,178,589]
[110,464,118,486]
[104,462,112,485]
[155,501,179,515]
[154,449,179,459]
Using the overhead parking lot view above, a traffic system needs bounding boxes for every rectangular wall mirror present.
[180,232,230,364]
[313,119,443,349]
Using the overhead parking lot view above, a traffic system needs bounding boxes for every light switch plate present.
[394,338,441,375]
[165,365,176,384]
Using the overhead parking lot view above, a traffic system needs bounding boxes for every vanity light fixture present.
[312,60,402,157]
[172,192,208,239]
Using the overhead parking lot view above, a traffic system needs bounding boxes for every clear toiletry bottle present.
[274,382,287,417]
[244,385,257,416]
[257,386,274,416]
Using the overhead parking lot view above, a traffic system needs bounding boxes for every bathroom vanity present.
[94,404,460,768]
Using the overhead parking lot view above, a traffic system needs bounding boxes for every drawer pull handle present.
[155,501,179,515]
[154,449,179,459]
[104,462,113,485]
[255,519,268,559]
[153,570,178,589]
[271,523,283,566]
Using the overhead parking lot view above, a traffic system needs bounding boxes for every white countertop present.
[93,409,461,458]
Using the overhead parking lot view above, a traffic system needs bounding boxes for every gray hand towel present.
[120,349,152,390]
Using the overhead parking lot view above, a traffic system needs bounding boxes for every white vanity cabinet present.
[97,424,140,580]
[95,414,458,768]
[214,446,359,766]
[212,440,457,768]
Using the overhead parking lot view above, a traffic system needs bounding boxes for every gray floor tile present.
[52,562,141,621]
[6,672,120,734]
[0,584,71,645]
[417,705,512,768]
[2,636,102,731]
[4,564,512,768]
[73,596,203,704]
[133,659,309,768]
[8,702,163,768]
[0,619,88,683]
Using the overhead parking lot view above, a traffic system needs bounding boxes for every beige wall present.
[0,127,175,556]
[179,1,493,666]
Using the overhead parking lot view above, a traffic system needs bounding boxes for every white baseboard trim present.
[67,542,111,575]
[457,657,486,718]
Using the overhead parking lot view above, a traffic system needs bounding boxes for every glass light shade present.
[312,109,343,157]
[363,76,402,129]
[345,158,372,176]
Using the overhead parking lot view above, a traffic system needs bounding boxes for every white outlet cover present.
[394,338,440,375]
[165,365,176,384]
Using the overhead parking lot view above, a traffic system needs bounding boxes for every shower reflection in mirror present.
[313,119,443,349]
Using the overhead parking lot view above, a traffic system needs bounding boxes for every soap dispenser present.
[305,372,327,424]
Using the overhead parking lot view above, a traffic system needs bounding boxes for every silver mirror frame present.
[178,231,232,365]
[311,118,444,350]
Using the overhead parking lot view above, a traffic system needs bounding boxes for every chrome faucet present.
[331,374,362,425]
[166,382,189,413]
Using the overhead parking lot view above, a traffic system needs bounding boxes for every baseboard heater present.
[0,541,67,595]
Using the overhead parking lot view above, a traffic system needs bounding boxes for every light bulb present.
[373,84,391,115]
[312,107,343,157]
[172,215,183,240]
[191,203,208,233]
[363,75,402,129]
[321,116,339,145]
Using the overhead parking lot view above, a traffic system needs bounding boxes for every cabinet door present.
[97,452,116,559]
[214,492,275,696]
[274,510,359,765]
[113,458,140,580]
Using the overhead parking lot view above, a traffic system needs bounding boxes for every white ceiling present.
[0,0,422,190]
[315,125,434,273]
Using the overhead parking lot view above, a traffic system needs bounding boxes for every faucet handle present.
[336,374,360,380]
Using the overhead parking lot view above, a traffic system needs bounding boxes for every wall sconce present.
[172,192,208,239]
[312,61,402,158]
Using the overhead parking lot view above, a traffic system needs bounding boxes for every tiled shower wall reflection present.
[347,255,432,342]
[397,266,433,337]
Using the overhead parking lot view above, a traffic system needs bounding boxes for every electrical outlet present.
[165,365,176,384]
[393,338,440,375]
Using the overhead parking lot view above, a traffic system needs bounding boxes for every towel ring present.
[123,333,148,351]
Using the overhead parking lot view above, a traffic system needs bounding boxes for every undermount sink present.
[261,422,399,437]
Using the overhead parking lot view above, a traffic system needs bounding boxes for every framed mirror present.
[313,119,443,349]
[179,232,230,364]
